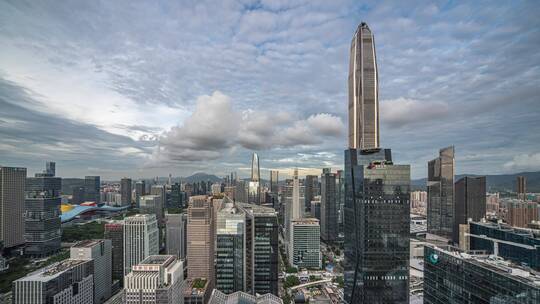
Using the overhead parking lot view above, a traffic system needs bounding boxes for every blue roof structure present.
[61,205,129,223]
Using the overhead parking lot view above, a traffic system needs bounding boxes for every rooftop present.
[72,239,103,248]
[237,202,277,216]
[139,255,175,266]
[292,218,320,225]
[17,259,87,282]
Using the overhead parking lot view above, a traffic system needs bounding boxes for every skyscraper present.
[166,213,187,259]
[124,255,184,304]
[344,22,410,304]
[427,146,455,239]
[237,203,278,295]
[289,218,321,269]
[320,168,338,242]
[269,170,279,194]
[187,196,214,284]
[140,194,165,228]
[248,153,261,204]
[135,180,146,207]
[453,176,486,244]
[216,201,246,294]
[121,177,132,207]
[84,175,100,203]
[124,214,159,276]
[0,166,26,249]
[284,169,304,248]
[70,239,112,304]
[348,22,379,150]
[517,175,527,200]
[304,175,318,212]
[45,161,55,176]
[104,222,124,285]
[24,162,61,256]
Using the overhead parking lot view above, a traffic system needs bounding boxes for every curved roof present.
[61,204,129,223]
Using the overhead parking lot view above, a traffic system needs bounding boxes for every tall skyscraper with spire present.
[348,22,379,150]
[248,153,261,204]
[344,22,410,304]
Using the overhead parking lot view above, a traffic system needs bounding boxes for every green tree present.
[286,266,298,273]
[283,275,301,288]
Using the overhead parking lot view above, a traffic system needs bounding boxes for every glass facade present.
[344,148,410,304]
[469,221,540,271]
[25,175,61,256]
[424,246,540,303]
[321,171,338,242]
[454,177,486,243]
[427,146,455,239]
[216,205,245,294]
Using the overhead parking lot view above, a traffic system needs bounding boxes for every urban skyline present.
[1,1,539,180]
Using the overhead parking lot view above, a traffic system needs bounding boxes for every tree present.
[286,266,298,273]
[283,275,301,288]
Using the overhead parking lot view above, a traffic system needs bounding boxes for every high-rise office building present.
[104,222,124,284]
[344,149,410,303]
[84,176,100,203]
[124,214,159,275]
[121,178,132,207]
[24,163,61,256]
[310,196,321,220]
[427,146,455,239]
[468,220,540,271]
[0,166,26,249]
[235,180,248,204]
[216,202,246,294]
[348,22,379,150]
[424,246,540,303]
[269,170,279,194]
[70,239,112,303]
[166,213,187,259]
[45,161,55,176]
[170,183,184,208]
[248,153,261,204]
[517,175,527,199]
[345,22,410,304]
[237,203,279,295]
[135,180,146,207]
[187,196,215,284]
[320,169,338,242]
[284,169,304,247]
[453,176,486,244]
[12,259,94,304]
[289,218,321,269]
[124,255,184,304]
[304,175,318,211]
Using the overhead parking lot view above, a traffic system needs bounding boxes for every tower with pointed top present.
[248,153,261,204]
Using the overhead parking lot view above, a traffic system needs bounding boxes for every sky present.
[0,0,539,180]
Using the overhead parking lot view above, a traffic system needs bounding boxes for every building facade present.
[216,202,246,294]
[427,146,455,239]
[238,203,279,295]
[84,176,100,203]
[453,176,486,244]
[70,239,112,303]
[124,255,184,304]
[248,153,261,204]
[13,259,94,304]
[25,164,61,256]
[424,246,540,303]
[289,218,321,269]
[104,222,124,284]
[517,176,527,200]
[344,148,410,304]
[187,196,215,283]
[120,178,132,207]
[166,213,187,260]
[320,169,338,242]
[124,214,159,276]
[0,166,26,249]
[469,221,540,271]
[505,199,539,228]
[348,22,379,150]
[304,175,318,212]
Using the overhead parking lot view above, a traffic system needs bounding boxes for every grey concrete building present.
[289,218,321,269]
[84,176,100,203]
[166,213,187,259]
[124,214,159,276]
[120,178,132,207]
[104,222,124,285]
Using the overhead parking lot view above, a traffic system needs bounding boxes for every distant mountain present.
[181,172,222,183]
[411,171,540,192]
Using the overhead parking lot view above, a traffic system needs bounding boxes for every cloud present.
[380,98,449,128]
[157,91,344,161]
[504,153,540,171]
